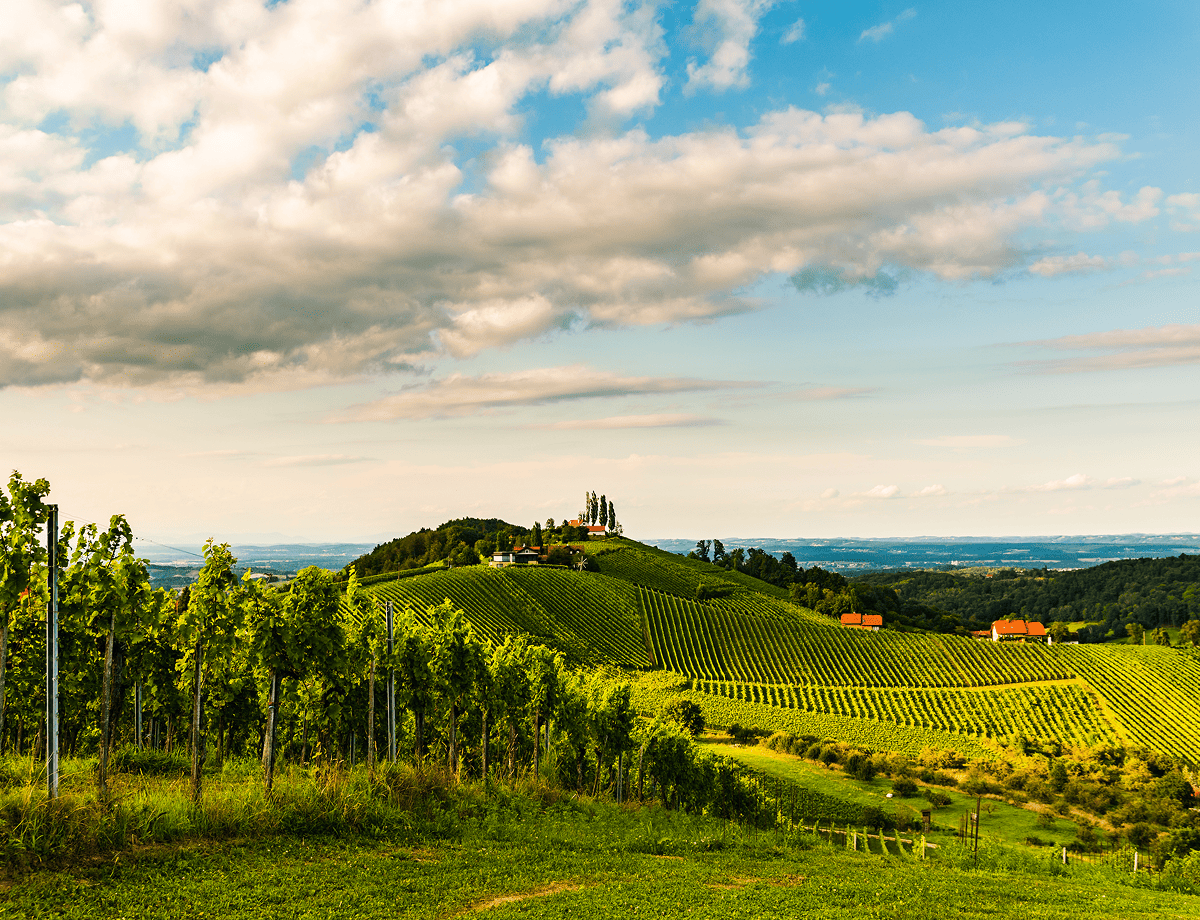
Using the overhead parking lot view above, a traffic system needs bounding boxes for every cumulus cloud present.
[781,18,806,44]
[1028,252,1109,277]
[1029,473,1092,492]
[790,264,901,296]
[864,484,900,498]
[686,0,775,92]
[333,365,759,421]
[1019,323,1200,373]
[0,0,1141,392]
[915,484,947,497]
[1166,192,1200,231]
[859,8,915,43]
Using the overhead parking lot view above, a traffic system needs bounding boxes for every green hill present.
[346,536,1200,765]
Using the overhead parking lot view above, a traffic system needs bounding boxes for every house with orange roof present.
[991,619,1050,643]
[839,612,882,631]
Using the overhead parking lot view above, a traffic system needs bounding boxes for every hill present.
[345,536,1200,766]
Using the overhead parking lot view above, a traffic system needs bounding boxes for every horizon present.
[3,1,1198,539]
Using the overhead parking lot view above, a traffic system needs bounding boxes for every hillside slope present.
[345,538,1200,764]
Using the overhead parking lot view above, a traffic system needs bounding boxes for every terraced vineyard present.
[1060,645,1200,762]
[343,566,650,667]
[692,679,1118,749]
[641,586,1073,688]
[342,538,1200,764]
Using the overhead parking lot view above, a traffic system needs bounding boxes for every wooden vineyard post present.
[386,601,396,762]
[974,796,981,868]
[920,835,927,859]
[45,504,59,800]
[1134,850,1139,873]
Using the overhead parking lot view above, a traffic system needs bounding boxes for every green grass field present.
[4,795,1199,920]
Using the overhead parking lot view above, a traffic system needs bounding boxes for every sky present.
[1,0,1198,544]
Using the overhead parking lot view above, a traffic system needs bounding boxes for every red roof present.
[862,614,883,628]
[1025,621,1047,636]
[840,613,863,626]
[993,619,1028,635]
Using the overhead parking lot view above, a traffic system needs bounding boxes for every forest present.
[687,538,1200,642]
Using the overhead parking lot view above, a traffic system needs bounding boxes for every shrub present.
[891,777,918,798]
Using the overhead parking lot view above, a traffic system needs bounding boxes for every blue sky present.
[1,0,1197,543]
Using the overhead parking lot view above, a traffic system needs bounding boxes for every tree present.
[712,540,727,567]
[607,501,617,534]
[526,644,563,778]
[70,515,152,800]
[1126,622,1146,645]
[394,609,435,762]
[691,541,711,564]
[1180,619,1200,648]
[590,492,599,526]
[598,495,608,528]
[1049,621,1071,644]
[430,599,479,776]
[661,697,705,736]
[344,567,384,771]
[178,540,241,803]
[0,472,50,754]
[530,522,542,548]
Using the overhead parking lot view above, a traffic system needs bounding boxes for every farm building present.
[491,545,542,566]
[568,520,608,538]
[990,619,1049,643]
[839,612,882,631]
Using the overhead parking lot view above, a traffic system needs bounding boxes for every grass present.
[703,738,1082,853]
[3,797,1198,919]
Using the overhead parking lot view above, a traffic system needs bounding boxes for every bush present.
[923,788,952,808]
[891,777,918,798]
[660,698,705,736]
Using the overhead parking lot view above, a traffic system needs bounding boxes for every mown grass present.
[3,795,1199,920]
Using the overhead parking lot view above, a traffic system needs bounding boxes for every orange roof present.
[840,613,863,626]
[992,619,1028,635]
[1025,621,1047,636]
[862,614,883,628]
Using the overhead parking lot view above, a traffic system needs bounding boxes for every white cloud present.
[1020,323,1200,373]
[864,484,900,498]
[686,0,775,92]
[859,8,915,43]
[781,18,806,44]
[1029,473,1092,492]
[915,484,947,497]
[1166,192,1200,231]
[1028,252,1109,277]
[0,0,1139,392]
[333,365,759,421]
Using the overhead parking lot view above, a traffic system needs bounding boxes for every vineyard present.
[344,566,650,668]
[339,539,1200,764]
[690,679,1118,750]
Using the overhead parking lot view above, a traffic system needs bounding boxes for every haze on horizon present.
[1,0,1197,544]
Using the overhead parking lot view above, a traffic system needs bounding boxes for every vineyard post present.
[974,795,981,868]
[134,683,142,749]
[1134,850,1138,873]
[45,504,58,800]
[386,600,395,762]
